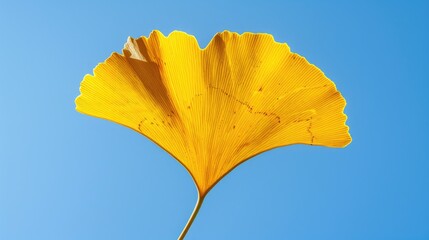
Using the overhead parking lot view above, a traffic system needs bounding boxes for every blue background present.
[1,0,428,239]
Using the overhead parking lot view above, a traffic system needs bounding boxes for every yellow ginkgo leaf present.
[76,30,351,239]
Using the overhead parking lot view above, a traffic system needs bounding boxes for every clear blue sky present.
[1,0,428,239]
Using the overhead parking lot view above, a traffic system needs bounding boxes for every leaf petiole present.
[178,193,205,240]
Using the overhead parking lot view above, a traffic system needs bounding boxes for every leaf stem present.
[178,194,205,240]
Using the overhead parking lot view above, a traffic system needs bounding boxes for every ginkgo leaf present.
[76,30,351,239]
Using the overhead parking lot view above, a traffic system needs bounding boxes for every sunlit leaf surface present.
[76,30,351,197]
